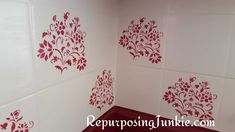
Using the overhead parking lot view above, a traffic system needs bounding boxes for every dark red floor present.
[83,106,218,132]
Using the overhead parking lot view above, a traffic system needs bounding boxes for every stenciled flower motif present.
[37,12,87,73]
[149,52,161,64]
[200,92,214,103]
[163,91,175,103]
[37,40,53,61]
[119,35,129,47]
[89,70,114,110]
[76,57,86,71]
[55,21,66,35]
[163,77,218,121]
[0,110,34,132]
[180,82,190,92]
[119,17,163,64]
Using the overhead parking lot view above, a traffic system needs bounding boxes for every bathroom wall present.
[116,0,235,131]
[2,0,235,132]
[0,0,118,131]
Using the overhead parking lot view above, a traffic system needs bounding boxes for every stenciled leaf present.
[55,65,62,71]
[0,123,8,130]
[42,32,48,38]
[52,15,56,21]
[11,122,15,132]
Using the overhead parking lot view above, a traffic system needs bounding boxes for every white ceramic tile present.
[119,0,169,17]
[117,0,169,69]
[168,0,235,15]
[0,96,39,132]
[32,4,87,90]
[31,1,118,131]
[33,5,81,89]
[225,17,235,78]
[32,0,118,90]
[115,64,163,115]
[31,0,88,10]
[0,1,35,105]
[85,0,119,69]
[165,15,233,76]
[36,78,84,132]
[160,70,223,130]
[85,1,118,72]
[36,65,116,132]
[217,79,235,132]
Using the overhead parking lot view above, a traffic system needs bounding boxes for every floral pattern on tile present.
[37,12,87,73]
[89,70,114,110]
[163,76,217,121]
[119,17,163,64]
[0,110,34,132]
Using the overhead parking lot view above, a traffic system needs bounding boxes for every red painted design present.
[37,12,87,73]
[0,110,34,132]
[119,17,163,64]
[163,77,218,121]
[89,70,114,110]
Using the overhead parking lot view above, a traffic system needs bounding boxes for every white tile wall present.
[217,79,235,132]
[165,15,233,76]
[32,0,118,90]
[36,70,96,132]
[225,18,235,78]
[0,0,118,131]
[36,65,116,132]
[1,0,235,132]
[168,0,235,15]
[118,0,169,69]
[159,70,223,130]
[116,0,235,131]
[116,64,163,115]
[0,0,35,105]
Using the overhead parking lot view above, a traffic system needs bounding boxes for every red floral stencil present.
[0,110,34,132]
[89,70,114,110]
[163,77,218,121]
[119,17,163,64]
[37,12,87,73]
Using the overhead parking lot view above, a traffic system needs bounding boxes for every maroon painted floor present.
[83,106,218,132]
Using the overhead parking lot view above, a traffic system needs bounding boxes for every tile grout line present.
[113,0,121,107]
[122,63,235,80]
[157,0,172,116]
[213,15,235,130]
